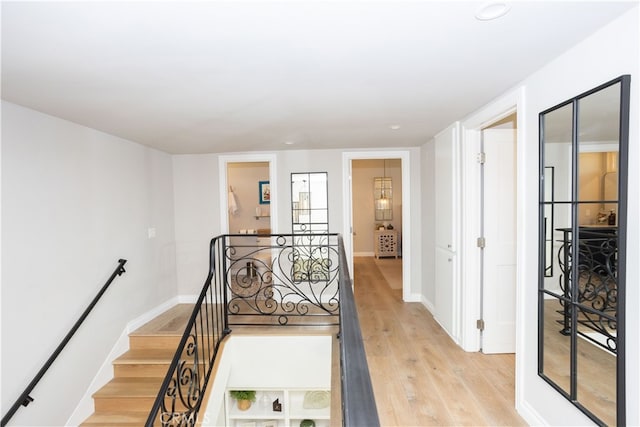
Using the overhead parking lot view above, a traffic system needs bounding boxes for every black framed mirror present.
[538,75,630,426]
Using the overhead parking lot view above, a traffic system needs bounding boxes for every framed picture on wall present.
[259,180,270,204]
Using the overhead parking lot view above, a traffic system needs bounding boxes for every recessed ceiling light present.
[389,125,401,130]
[475,2,511,21]
[284,141,295,145]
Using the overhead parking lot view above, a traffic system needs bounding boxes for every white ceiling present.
[1,1,636,154]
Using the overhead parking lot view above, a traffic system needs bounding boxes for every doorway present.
[458,87,524,412]
[342,151,412,301]
[218,154,278,234]
[352,159,403,291]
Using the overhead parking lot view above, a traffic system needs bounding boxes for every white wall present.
[172,148,422,298]
[1,101,177,426]
[516,7,639,425]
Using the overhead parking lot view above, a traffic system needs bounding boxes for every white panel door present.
[482,129,517,354]
[433,122,460,341]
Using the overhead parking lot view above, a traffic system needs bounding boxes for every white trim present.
[517,398,549,426]
[342,150,412,301]
[177,294,200,304]
[66,297,181,426]
[65,327,130,426]
[421,296,435,315]
[353,251,374,257]
[218,153,278,234]
[459,85,526,415]
[126,297,180,334]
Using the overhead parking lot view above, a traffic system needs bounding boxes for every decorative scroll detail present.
[557,228,617,353]
[157,335,200,426]
[225,234,340,326]
[147,233,342,426]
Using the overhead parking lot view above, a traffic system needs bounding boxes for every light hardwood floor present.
[115,257,525,426]
[353,256,526,426]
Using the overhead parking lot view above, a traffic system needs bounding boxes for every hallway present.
[353,256,525,426]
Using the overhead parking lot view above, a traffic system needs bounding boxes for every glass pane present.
[544,203,571,295]
[541,295,571,394]
[575,223,618,300]
[291,172,328,233]
[542,103,573,203]
[576,326,616,426]
[309,173,328,209]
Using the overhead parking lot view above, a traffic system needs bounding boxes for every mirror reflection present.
[539,75,629,426]
[291,172,329,234]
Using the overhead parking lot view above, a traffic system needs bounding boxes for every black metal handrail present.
[147,233,379,426]
[1,258,127,427]
[337,235,380,426]
[145,236,230,426]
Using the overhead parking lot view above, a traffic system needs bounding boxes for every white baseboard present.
[420,297,435,315]
[127,297,181,333]
[403,292,422,302]
[65,327,130,426]
[353,252,374,257]
[517,397,548,426]
[66,297,181,426]
[178,294,200,304]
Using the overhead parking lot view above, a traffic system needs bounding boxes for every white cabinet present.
[433,122,460,342]
[434,123,458,251]
[374,230,399,258]
[226,389,331,427]
[434,247,456,337]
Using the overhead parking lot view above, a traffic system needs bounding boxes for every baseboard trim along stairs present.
[80,305,192,426]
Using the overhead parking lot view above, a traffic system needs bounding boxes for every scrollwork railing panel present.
[148,234,342,426]
[555,227,618,353]
[224,234,340,326]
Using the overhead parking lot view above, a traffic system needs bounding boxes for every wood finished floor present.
[354,256,526,427]
[131,258,525,426]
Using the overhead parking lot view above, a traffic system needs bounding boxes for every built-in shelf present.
[226,388,330,427]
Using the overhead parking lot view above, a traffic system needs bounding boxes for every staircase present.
[81,305,193,426]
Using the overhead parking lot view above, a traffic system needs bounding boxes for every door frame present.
[218,153,278,233]
[459,85,525,400]
[342,150,412,301]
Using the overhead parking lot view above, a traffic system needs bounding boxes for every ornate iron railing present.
[224,233,340,327]
[556,227,618,353]
[1,259,127,427]
[146,236,230,426]
[147,233,379,427]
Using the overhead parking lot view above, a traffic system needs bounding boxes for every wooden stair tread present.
[81,410,149,426]
[129,304,194,336]
[93,377,164,398]
[113,348,177,364]
[82,305,195,425]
